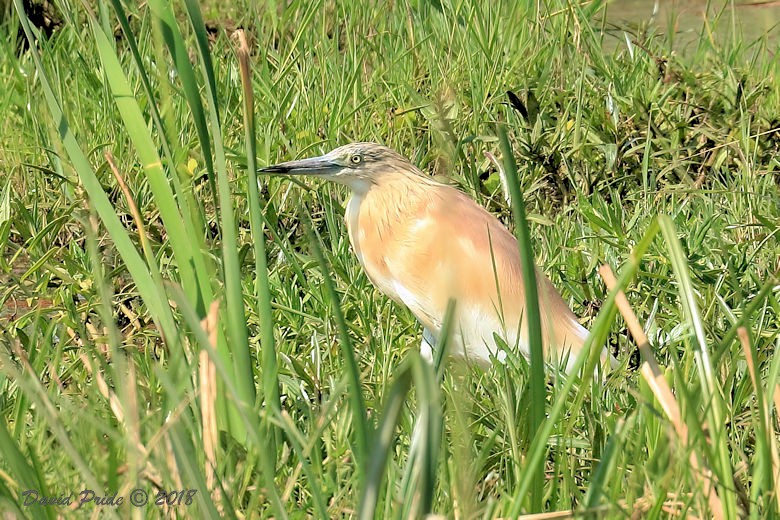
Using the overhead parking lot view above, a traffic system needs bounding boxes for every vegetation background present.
[0,0,778,518]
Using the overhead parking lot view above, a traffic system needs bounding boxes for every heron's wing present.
[384,185,592,363]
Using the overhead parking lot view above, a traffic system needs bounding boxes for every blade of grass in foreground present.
[658,215,737,518]
[497,123,544,512]
[147,0,218,219]
[0,417,53,520]
[599,262,725,517]
[236,29,282,425]
[358,359,414,520]
[14,0,177,344]
[395,300,454,519]
[180,0,257,433]
[89,16,212,312]
[168,284,286,518]
[399,357,443,519]
[99,0,253,444]
[237,27,284,501]
[308,223,369,476]
[508,217,661,516]
[737,328,779,513]
[143,0,255,439]
[105,0,212,291]
[0,341,118,519]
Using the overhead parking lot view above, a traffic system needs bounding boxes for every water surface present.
[603,0,780,54]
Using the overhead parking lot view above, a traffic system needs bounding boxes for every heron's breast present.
[345,193,393,291]
[344,191,441,326]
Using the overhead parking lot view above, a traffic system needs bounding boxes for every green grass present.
[1,0,779,517]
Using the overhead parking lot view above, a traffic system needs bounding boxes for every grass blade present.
[14,0,178,343]
[147,0,218,215]
[497,123,544,512]
[89,16,211,311]
[658,215,738,518]
[236,30,282,422]
[358,360,414,520]
[509,217,661,516]
[308,223,369,474]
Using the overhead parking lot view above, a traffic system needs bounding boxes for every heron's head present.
[260,142,423,193]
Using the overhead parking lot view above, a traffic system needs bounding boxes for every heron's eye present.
[349,153,362,165]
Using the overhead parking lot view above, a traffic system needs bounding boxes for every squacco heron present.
[262,143,615,374]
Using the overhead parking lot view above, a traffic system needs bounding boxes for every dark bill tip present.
[258,165,293,174]
[258,155,335,176]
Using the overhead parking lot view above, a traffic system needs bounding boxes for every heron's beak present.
[259,155,336,176]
